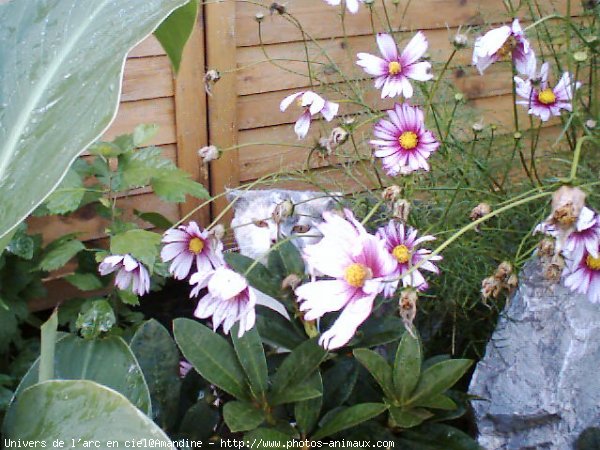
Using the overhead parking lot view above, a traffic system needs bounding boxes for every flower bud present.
[454,92,465,102]
[198,145,221,163]
[453,33,469,49]
[272,199,294,224]
[472,120,485,133]
[550,186,586,229]
[255,12,265,22]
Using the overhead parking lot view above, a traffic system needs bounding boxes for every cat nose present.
[270,238,277,244]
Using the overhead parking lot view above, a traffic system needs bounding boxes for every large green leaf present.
[407,359,473,406]
[225,253,282,299]
[322,356,358,410]
[295,373,323,436]
[399,423,482,449]
[130,319,181,430]
[312,403,389,440]
[173,318,250,400]
[3,380,175,448]
[353,348,396,401]
[231,325,268,399]
[110,229,161,269]
[223,400,265,433]
[394,330,422,403]
[154,0,199,73]
[9,335,151,416]
[0,0,189,240]
[244,429,292,449]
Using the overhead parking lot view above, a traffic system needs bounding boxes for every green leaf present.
[9,335,151,416]
[133,124,159,147]
[243,428,292,449]
[272,241,305,276]
[39,238,84,272]
[394,330,422,403]
[88,141,124,158]
[225,253,281,299]
[295,373,323,436]
[223,401,265,432]
[400,423,482,449]
[151,169,209,203]
[130,319,181,430]
[577,427,600,450]
[75,300,116,339]
[3,380,174,448]
[134,210,174,229]
[354,315,405,347]
[269,339,327,405]
[389,406,433,429]
[117,147,173,189]
[177,400,220,441]
[273,370,322,406]
[256,306,304,351]
[0,0,190,241]
[413,394,457,411]
[65,273,104,291]
[39,311,58,383]
[312,403,388,440]
[110,229,161,269]
[231,325,268,399]
[173,318,250,400]
[322,356,358,410]
[117,289,140,306]
[44,168,85,215]
[407,360,473,406]
[353,348,396,400]
[6,233,35,260]
[154,0,199,73]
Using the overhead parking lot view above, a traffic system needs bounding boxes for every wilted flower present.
[376,220,442,292]
[550,186,587,231]
[563,245,600,304]
[324,0,364,14]
[99,254,150,296]
[507,273,519,292]
[481,276,502,302]
[198,145,221,163]
[269,2,286,14]
[399,288,418,335]
[544,257,565,283]
[161,222,224,280]
[295,209,397,349]
[391,199,411,223]
[452,32,469,49]
[203,69,220,96]
[472,19,536,76]
[538,237,556,259]
[494,261,513,281]
[470,203,492,232]
[192,266,257,337]
[210,224,226,241]
[357,32,433,99]
[382,185,403,202]
[370,103,440,176]
[515,62,581,122]
[320,127,350,155]
[280,91,339,139]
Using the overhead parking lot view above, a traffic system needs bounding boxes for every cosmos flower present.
[564,207,600,263]
[295,209,397,349]
[370,103,440,176]
[357,32,433,99]
[280,91,339,139]
[515,62,581,122]
[99,254,150,296]
[472,19,536,76]
[192,266,258,337]
[161,222,224,280]
[563,244,600,304]
[324,0,363,13]
[376,220,442,291]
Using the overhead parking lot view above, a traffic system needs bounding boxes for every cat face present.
[227,189,338,262]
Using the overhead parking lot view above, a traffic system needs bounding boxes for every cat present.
[226,188,339,263]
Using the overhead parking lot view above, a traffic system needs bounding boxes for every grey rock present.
[469,258,600,450]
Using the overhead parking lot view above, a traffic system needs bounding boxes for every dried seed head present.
[255,12,265,22]
[453,33,469,49]
[203,69,221,96]
[507,273,519,292]
[331,127,349,146]
[269,2,286,14]
[543,255,565,283]
[585,119,597,129]
[382,185,403,202]
[391,199,411,223]
[470,202,492,221]
[550,186,586,229]
[198,145,221,163]
[282,274,302,290]
[272,199,294,224]
[481,276,502,301]
[399,289,418,335]
[209,224,226,241]
[494,261,513,281]
[472,120,485,133]
[538,237,556,259]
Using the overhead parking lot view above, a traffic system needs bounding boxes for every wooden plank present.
[102,97,177,146]
[173,7,210,226]
[128,34,166,58]
[121,56,174,102]
[235,0,582,47]
[205,0,239,221]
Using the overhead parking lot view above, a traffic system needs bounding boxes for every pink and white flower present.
[99,254,150,296]
[357,32,433,99]
[161,222,224,280]
[295,209,397,349]
[370,103,440,176]
[192,266,257,337]
[323,0,363,13]
[564,244,600,304]
[280,91,339,139]
[376,220,442,291]
[564,207,600,263]
[472,19,536,76]
[515,62,581,122]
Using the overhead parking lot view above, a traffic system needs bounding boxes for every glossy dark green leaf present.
[394,330,422,402]
[407,360,473,407]
[130,319,181,430]
[269,339,327,405]
[231,325,268,399]
[173,318,249,400]
[312,403,388,440]
[353,315,405,347]
[295,372,323,436]
[243,428,292,449]
[322,356,358,410]
[39,310,58,382]
[154,0,199,73]
[275,241,305,276]
[577,427,600,450]
[225,253,281,299]
[176,400,219,441]
[3,380,174,448]
[412,394,457,411]
[389,406,433,429]
[256,307,304,351]
[134,210,174,229]
[400,423,482,449]
[272,370,322,406]
[223,400,265,432]
[353,348,396,400]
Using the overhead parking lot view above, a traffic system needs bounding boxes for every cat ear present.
[305,194,339,212]
[226,188,250,210]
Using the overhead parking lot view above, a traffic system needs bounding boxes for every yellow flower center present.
[392,245,411,264]
[388,61,402,75]
[586,255,600,271]
[344,263,371,288]
[398,131,419,150]
[537,88,556,105]
[188,237,205,255]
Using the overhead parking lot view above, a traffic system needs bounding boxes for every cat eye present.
[292,224,311,233]
[253,220,269,228]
